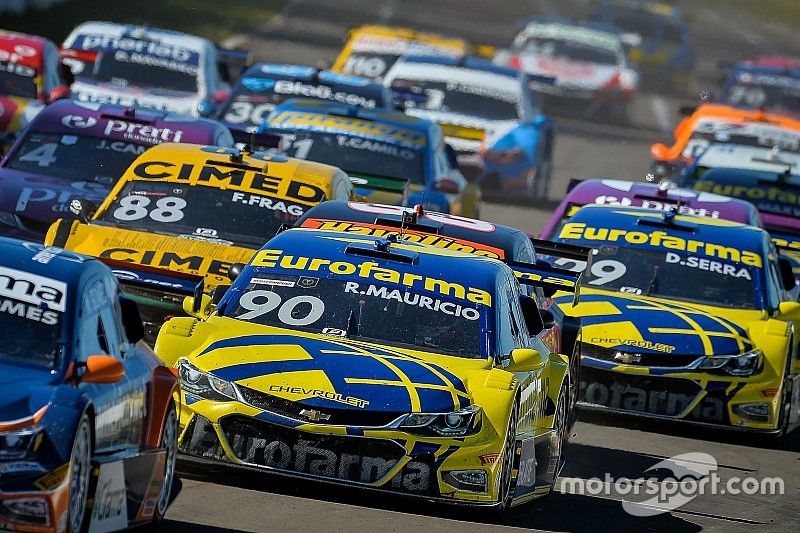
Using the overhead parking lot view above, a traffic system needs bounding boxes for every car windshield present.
[275,129,426,183]
[551,245,760,309]
[220,88,282,130]
[7,132,147,185]
[723,80,800,115]
[0,68,38,99]
[0,311,62,369]
[520,36,618,65]
[391,78,520,121]
[223,273,484,358]
[98,180,307,247]
[86,48,199,94]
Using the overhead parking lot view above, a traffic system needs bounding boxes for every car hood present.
[71,80,201,116]
[0,362,58,423]
[190,318,478,414]
[0,168,111,225]
[521,56,618,89]
[557,290,756,357]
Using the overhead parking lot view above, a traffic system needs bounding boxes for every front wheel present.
[68,415,92,533]
[154,404,178,520]
[496,400,519,510]
[548,382,569,490]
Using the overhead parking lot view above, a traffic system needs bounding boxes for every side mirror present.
[81,355,125,384]
[506,348,544,373]
[183,293,213,318]
[650,143,670,161]
[519,295,544,335]
[69,198,96,224]
[778,257,797,291]
[48,85,70,103]
[227,263,245,282]
[119,296,145,344]
[211,284,230,305]
[778,300,800,321]
[444,143,459,170]
[532,115,548,128]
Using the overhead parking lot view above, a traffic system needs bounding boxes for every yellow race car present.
[44,143,352,340]
[550,205,800,434]
[155,227,573,508]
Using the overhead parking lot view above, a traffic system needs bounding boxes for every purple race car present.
[0,99,233,240]
[540,178,762,239]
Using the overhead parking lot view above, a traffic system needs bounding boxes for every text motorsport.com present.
[556,452,785,517]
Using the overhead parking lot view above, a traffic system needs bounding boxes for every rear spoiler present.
[216,47,253,84]
[510,238,596,303]
[99,257,205,305]
[231,129,282,151]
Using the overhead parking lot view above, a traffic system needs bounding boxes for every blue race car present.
[719,56,800,119]
[384,54,555,200]
[216,63,392,145]
[0,238,179,532]
[260,98,481,217]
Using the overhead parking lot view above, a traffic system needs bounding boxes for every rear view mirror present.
[778,256,797,291]
[506,348,544,372]
[650,143,670,161]
[81,355,125,384]
[119,296,145,344]
[183,294,213,318]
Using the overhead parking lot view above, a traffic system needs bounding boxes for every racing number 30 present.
[113,195,186,223]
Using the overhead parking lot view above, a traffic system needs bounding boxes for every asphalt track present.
[158,1,800,531]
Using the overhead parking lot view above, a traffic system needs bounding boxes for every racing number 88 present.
[112,195,186,223]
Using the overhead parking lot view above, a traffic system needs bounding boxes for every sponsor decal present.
[88,461,127,533]
[593,195,722,218]
[31,247,63,264]
[101,249,236,278]
[252,278,296,287]
[230,191,307,216]
[558,222,763,268]
[344,282,480,320]
[131,159,327,204]
[268,111,426,147]
[589,338,675,354]
[250,248,493,306]
[104,119,184,144]
[694,181,800,217]
[479,453,500,465]
[665,252,752,280]
[74,34,197,63]
[516,439,537,488]
[111,269,185,290]
[273,80,377,108]
[34,463,69,490]
[302,220,503,258]
[336,134,417,158]
[0,266,66,312]
[0,461,45,474]
[61,114,98,129]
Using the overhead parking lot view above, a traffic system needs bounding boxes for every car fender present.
[143,365,179,449]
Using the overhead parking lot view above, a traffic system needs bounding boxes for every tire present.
[777,340,796,436]
[548,382,569,490]
[68,415,92,533]
[154,404,178,521]
[496,399,519,510]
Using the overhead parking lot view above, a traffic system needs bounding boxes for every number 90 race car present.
[0,238,178,532]
[155,227,575,508]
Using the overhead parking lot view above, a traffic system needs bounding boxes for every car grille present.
[219,416,435,493]
[581,342,703,368]
[579,366,703,418]
[237,385,405,427]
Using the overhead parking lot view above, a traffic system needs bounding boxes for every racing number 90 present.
[112,195,186,223]
[238,290,325,326]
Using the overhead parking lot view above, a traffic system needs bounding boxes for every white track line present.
[650,94,672,133]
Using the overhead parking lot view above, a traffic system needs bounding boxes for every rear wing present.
[230,129,283,151]
[514,238,596,303]
[216,47,253,84]
[99,257,205,303]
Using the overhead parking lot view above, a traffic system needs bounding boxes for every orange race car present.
[649,103,800,180]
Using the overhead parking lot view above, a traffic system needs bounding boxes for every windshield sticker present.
[558,222,763,268]
[230,191,307,216]
[694,181,800,217]
[273,80,378,108]
[268,111,426,148]
[250,248,492,306]
[104,119,184,144]
[0,266,66,317]
[344,282,480,320]
[592,195,722,218]
[445,81,517,103]
[72,33,199,64]
[336,135,418,158]
[252,278,296,287]
[666,252,752,279]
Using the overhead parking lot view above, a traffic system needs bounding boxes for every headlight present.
[0,427,42,459]
[400,405,481,436]
[178,360,237,401]
[699,350,762,376]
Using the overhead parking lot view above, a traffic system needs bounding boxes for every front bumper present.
[0,464,69,533]
[577,357,787,432]
[176,394,508,506]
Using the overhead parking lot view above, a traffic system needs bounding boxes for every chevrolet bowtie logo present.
[299,408,331,422]
[613,352,642,364]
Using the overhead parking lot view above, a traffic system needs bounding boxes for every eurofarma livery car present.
[0,99,233,241]
[61,21,248,117]
[44,143,351,340]
[385,55,555,199]
[0,30,73,140]
[263,98,479,217]
[551,205,800,434]
[540,178,762,239]
[218,63,390,143]
[155,228,573,508]
[0,238,178,532]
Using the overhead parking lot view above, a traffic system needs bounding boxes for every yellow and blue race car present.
[155,227,576,508]
[551,204,800,434]
[44,143,352,340]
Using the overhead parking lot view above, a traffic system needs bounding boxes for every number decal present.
[424,88,445,110]
[291,138,314,159]
[112,195,186,223]
[728,85,767,107]
[224,101,275,125]
[238,290,325,326]
[18,143,58,167]
[588,260,627,286]
[343,55,387,78]
[554,257,587,272]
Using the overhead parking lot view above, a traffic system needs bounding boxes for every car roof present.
[387,56,520,94]
[515,21,622,50]
[0,30,49,54]
[0,237,95,287]
[242,63,377,87]
[63,21,208,52]
[688,103,800,130]
[26,100,227,143]
[346,25,467,48]
[251,227,505,292]
[295,201,530,259]
[398,55,518,78]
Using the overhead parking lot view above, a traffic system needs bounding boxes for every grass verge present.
[693,0,800,32]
